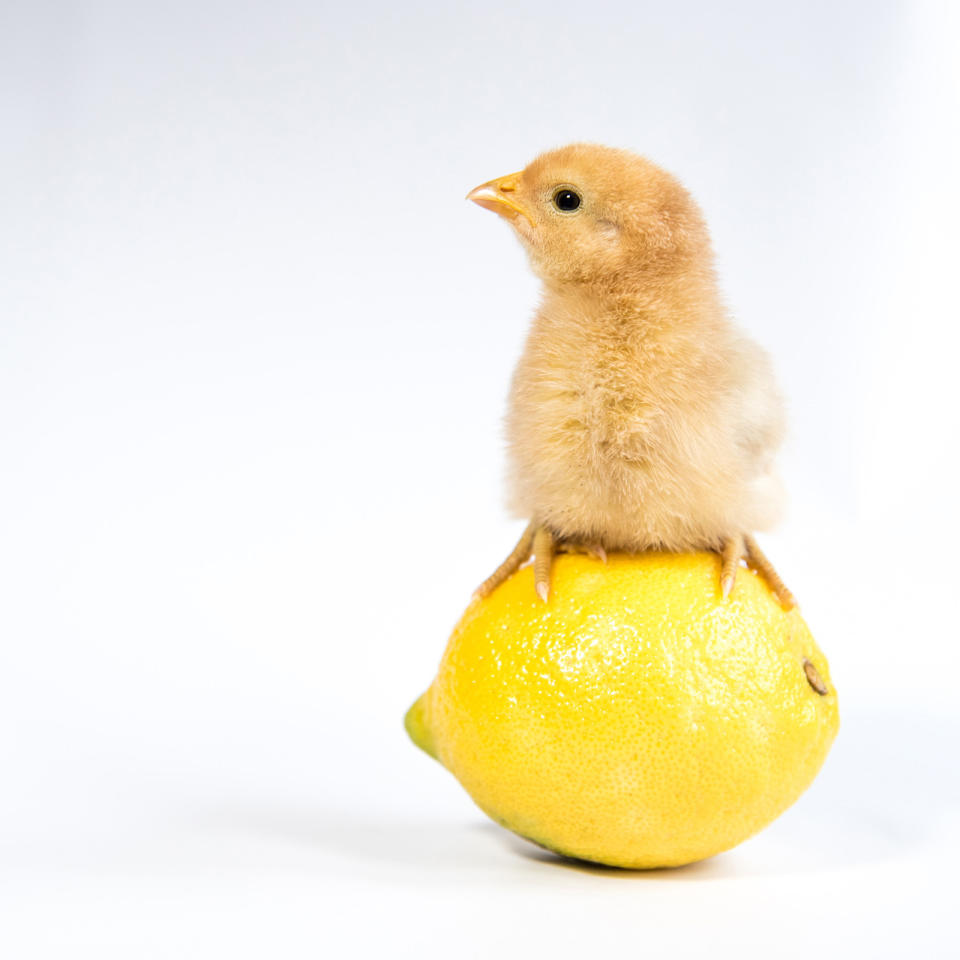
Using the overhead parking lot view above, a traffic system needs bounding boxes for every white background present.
[2,1,959,956]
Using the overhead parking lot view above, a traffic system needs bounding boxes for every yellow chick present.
[468,143,794,608]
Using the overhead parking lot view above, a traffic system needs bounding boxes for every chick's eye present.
[553,189,581,212]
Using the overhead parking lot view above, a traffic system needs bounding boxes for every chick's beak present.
[466,173,532,227]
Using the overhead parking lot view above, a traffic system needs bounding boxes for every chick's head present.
[468,143,710,289]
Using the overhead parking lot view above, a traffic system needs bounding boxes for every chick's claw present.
[532,526,555,602]
[743,534,797,611]
[557,540,608,564]
[720,534,746,599]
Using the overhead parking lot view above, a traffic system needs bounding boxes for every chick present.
[468,143,795,608]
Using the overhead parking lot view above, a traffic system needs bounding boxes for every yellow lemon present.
[406,552,838,869]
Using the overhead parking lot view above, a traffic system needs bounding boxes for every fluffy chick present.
[468,143,794,607]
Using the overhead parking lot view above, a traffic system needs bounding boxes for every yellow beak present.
[466,172,532,226]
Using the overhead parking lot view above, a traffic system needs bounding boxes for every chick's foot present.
[475,523,606,603]
[476,526,794,611]
[719,533,797,611]
[474,521,535,600]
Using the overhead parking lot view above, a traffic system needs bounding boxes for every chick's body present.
[469,144,790,602]
[507,282,785,553]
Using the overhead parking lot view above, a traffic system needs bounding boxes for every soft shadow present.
[200,805,499,871]
[474,822,735,881]
[198,804,737,880]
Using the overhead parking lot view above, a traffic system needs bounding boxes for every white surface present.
[2,1,959,957]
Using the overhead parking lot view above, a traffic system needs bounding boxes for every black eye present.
[553,189,581,212]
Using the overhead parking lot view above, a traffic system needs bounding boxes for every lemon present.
[406,552,838,869]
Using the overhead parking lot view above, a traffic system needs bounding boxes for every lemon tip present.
[404,691,438,760]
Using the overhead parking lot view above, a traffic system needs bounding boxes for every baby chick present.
[468,143,795,608]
